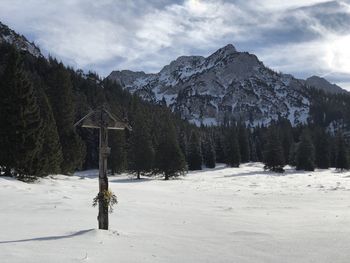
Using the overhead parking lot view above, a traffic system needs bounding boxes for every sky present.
[0,0,350,89]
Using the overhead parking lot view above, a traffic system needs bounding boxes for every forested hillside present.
[1,40,350,180]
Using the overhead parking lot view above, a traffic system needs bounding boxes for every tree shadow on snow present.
[221,167,308,178]
[0,229,94,244]
[0,176,18,182]
[221,170,273,178]
[189,164,230,174]
[109,177,153,183]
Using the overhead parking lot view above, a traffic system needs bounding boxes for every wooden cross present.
[74,106,131,230]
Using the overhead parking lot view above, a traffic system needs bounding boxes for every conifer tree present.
[154,117,186,180]
[35,84,63,175]
[313,128,330,169]
[330,137,338,167]
[214,130,226,163]
[109,131,127,174]
[280,121,294,164]
[335,133,349,171]
[178,131,189,162]
[128,111,154,179]
[187,131,202,170]
[238,124,250,163]
[288,142,297,167]
[252,126,263,162]
[45,62,85,173]
[60,132,86,174]
[296,130,315,171]
[0,47,43,177]
[203,136,216,168]
[225,127,240,167]
[249,136,258,162]
[263,127,285,172]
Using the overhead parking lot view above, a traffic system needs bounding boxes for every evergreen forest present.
[1,43,350,180]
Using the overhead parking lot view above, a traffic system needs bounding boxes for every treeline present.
[0,43,191,180]
[109,118,350,177]
[309,88,350,127]
[0,44,86,179]
[0,42,349,181]
[184,120,349,173]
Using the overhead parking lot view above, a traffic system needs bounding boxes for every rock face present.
[304,76,347,94]
[108,44,340,127]
[0,21,41,57]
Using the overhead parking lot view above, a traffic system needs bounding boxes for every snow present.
[160,94,177,106]
[1,163,350,262]
[188,117,218,127]
[108,45,314,128]
[201,117,218,126]
[0,33,41,58]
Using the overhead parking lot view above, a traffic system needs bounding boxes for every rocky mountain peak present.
[0,21,41,57]
[212,43,237,55]
[159,55,205,77]
[205,43,238,64]
[305,75,347,94]
[107,44,345,127]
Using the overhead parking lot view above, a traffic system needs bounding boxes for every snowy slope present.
[108,45,315,127]
[0,21,41,57]
[1,163,350,263]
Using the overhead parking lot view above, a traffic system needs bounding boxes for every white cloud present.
[324,35,350,74]
[0,0,349,89]
[250,0,330,10]
[132,1,247,59]
[256,33,350,90]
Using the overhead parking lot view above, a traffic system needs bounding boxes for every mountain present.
[304,76,347,94]
[0,21,41,57]
[108,44,316,126]
[108,44,349,127]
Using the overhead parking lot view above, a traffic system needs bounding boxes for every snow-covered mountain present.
[0,21,41,57]
[108,44,318,126]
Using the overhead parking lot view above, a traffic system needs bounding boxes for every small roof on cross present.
[74,107,131,130]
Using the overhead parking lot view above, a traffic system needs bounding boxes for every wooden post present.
[74,106,131,231]
[98,112,109,230]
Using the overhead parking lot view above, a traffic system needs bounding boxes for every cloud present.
[0,0,349,89]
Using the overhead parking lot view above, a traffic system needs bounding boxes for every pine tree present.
[178,130,189,162]
[187,131,202,170]
[60,132,86,174]
[35,84,63,175]
[288,142,297,167]
[335,133,349,171]
[203,136,216,168]
[313,128,330,169]
[249,136,258,162]
[238,124,250,163]
[225,127,240,167]
[280,121,294,164]
[154,117,186,180]
[330,137,338,167]
[263,127,285,172]
[128,111,154,179]
[214,129,226,163]
[0,47,43,177]
[46,62,75,133]
[296,130,315,171]
[45,62,85,173]
[252,126,264,162]
[108,131,127,174]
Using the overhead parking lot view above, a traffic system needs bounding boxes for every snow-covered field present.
[1,163,350,263]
